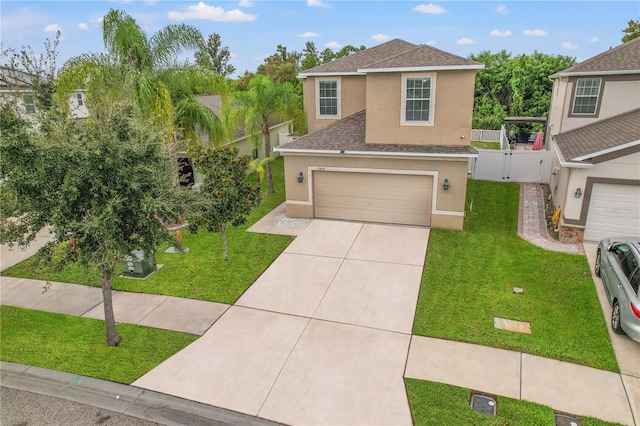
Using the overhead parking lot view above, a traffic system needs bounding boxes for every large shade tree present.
[232,75,305,194]
[0,61,183,346]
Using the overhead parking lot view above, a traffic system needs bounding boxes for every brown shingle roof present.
[363,44,482,70]
[300,39,482,75]
[300,39,418,74]
[278,110,477,156]
[552,37,640,76]
[554,108,640,163]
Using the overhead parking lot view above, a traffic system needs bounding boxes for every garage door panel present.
[584,183,640,242]
[314,172,432,226]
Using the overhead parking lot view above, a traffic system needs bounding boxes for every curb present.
[0,361,280,426]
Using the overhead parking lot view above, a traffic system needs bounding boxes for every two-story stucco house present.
[0,66,88,120]
[546,37,640,242]
[275,39,483,230]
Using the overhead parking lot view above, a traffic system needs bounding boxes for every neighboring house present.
[546,38,640,242]
[275,39,483,230]
[177,94,292,187]
[0,66,88,120]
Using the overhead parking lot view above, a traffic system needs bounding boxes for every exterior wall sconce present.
[443,178,450,191]
[574,187,582,198]
[298,172,304,183]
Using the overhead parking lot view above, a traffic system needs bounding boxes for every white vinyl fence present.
[471,129,501,142]
[469,149,554,184]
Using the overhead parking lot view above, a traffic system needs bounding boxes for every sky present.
[1,0,638,77]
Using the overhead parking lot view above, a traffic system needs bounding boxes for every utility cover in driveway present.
[314,171,432,226]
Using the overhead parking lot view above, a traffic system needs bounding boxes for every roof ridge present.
[558,37,640,74]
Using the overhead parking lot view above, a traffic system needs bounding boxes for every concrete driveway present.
[133,220,430,425]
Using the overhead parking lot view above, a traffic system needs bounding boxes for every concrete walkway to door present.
[133,219,430,425]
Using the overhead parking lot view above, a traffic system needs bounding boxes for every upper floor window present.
[75,93,84,106]
[316,78,340,119]
[23,95,36,114]
[401,74,435,126]
[572,78,601,115]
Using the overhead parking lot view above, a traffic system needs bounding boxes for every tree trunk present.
[263,124,274,194]
[221,222,228,261]
[100,268,122,347]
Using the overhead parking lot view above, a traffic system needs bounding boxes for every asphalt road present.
[1,387,160,426]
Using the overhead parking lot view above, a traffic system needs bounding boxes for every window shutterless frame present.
[401,73,436,126]
[316,78,341,119]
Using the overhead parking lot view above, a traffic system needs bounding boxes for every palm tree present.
[232,75,305,194]
[58,9,229,149]
[248,156,274,192]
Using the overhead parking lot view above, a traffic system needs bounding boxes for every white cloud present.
[78,23,89,31]
[414,3,447,14]
[325,41,343,49]
[496,4,509,15]
[44,23,62,33]
[490,29,512,37]
[144,0,158,5]
[239,0,254,7]
[562,41,578,49]
[168,2,256,22]
[307,0,329,8]
[372,33,390,42]
[456,37,476,45]
[523,29,548,37]
[90,17,104,24]
[425,40,437,46]
[297,31,319,38]
[589,36,599,43]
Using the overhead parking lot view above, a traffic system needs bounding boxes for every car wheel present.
[595,250,601,277]
[612,301,626,335]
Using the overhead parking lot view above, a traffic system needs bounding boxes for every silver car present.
[595,237,640,343]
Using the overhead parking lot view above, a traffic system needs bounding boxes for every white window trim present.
[315,77,341,120]
[571,77,601,116]
[75,93,84,106]
[401,73,436,127]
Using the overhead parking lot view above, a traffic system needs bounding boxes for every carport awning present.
[276,110,478,158]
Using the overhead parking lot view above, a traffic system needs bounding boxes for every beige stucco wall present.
[561,151,640,222]
[303,75,366,134]
[364,70,477,146]
[282,152,469,230]
[547,77,640,137]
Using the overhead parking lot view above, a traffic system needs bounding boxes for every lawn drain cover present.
[554,413,582,426]
[470,392,497,416]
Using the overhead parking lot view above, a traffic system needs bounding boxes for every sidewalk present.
[1,200,638,425]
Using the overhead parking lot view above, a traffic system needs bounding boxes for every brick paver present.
[517,183,584,255]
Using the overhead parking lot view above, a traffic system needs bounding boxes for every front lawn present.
[0,306,197,384]
[2,157,291,304]
[405,379,621,426]
[413,180,618,372]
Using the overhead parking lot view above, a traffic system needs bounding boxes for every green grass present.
[0,306,198,384]
[405,379,622,426]
[413,180,618,372]
[471,141,501,150]
[2,157,291,304]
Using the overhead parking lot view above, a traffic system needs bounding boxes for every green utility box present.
[121,250,156,278]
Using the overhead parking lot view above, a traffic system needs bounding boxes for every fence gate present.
[469,149,554,183]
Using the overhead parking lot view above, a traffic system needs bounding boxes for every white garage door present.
[314,171,433,226]
[584,183,640,241]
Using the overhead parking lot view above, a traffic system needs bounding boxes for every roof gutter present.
[275,147,478,159]
[297,72,364,78]
[357,64,485,73]
[549,70,640,78]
